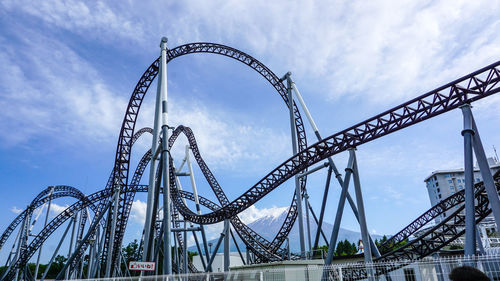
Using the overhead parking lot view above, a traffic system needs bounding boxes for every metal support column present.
[34,186,54,280]
[314,167,332,248]
[289,75,380,257]
[105,183,121,277]
[87,237,95,279]
[183,222,188,274]
[306,199,329,246]
[468,107,500,230]
[285,72,306,258]
[187,145,211,271]
[224,220,230,271]
[158,36,172,275]
[142,35,165,263]
[206,222,229,273]
[246,247,251,265]
[304,193,312,258]
[1,210,27,281]
[192,231,207,270]
[15,206,30,281]
[286,237,291,260]
[56,199,113,280]
[476,227,486,255]
[230,230,246,265]
[461,104,476,256]
[65,212,78,280]
[351,150,373,263]
[173,218,179,273]
[40,219,74,281]
[325,151,355,265]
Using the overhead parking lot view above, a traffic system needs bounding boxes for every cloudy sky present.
[1,0,500,262]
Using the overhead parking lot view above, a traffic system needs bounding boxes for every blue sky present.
[1,0,500,262]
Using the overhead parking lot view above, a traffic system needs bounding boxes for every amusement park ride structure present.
[1,38,500,280]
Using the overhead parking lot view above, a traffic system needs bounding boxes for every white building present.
[192,252,245,272]
[424,157,500,224]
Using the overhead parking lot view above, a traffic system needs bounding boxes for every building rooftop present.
[423,157,500,182]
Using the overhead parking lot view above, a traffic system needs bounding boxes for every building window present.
[459,185,463,189]
[457,179,461,183]
[445,174,451,178]
[438,194,442,199]
[436,182,439,186]
[434,176,437,181]
[450,186,454,191]
[437,188,440,193]
[404,268,417,281]
[448,180,453,183]
[477,178,481,182]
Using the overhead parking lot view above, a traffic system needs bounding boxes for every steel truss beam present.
[169,61,500,224]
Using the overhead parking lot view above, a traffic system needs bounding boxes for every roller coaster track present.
[106,42,498,270]
[3,158,500,280]
[337,170,500,281]
[167,126,292,262]
[169,60,500,224]
[1,41,499,279]
[0,185,93,252]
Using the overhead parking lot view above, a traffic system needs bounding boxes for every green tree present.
[188,251,198,262]
[54,254,67,267]
[122,239,139,262]
[375,235,408,253]
[334,239,358,256]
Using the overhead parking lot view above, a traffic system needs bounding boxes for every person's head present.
[449,265,490,281]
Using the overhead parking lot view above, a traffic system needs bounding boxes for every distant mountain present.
[188,209,385,253]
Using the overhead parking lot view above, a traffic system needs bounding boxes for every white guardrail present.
[74,254,500,281]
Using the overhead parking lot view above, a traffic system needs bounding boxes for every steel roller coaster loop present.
[104,42,311,271]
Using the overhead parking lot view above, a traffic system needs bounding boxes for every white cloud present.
[128,0,500,104]
[10,206,23,214]
[1,0,146,44]
[165,101,290,172]
[237,205,287,224]
[3,0,500,107]
[130,200,147,225]
[50,203,70,216]
[0,29,290,173]
[11,203,70,217]
[0,31,126,148]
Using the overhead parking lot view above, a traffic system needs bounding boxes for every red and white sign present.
[128,261,156,271]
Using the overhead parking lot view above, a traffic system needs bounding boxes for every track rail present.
[169,61,500,224]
